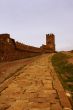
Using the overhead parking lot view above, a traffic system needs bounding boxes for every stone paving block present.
[29,108,50,110]
[0,103,10,110]
[42,80,52,84]
[58,91,72,109]
[40,89,56,95]
[48,93,59,104]
[0,54,72,110]
[30,89,57,100]
[43,83,53,89]
[26,85,40,93]
[21,92,38,100]
[7,100,29,110]
[29,102,50,109]
[51,102,62,110]
[54,78,65,91]
[29,97,50,103]
[53,75,72,109]
[1,83,22,100]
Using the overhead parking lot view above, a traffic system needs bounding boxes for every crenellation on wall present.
[0,33,55,62]
[40,33,55,53]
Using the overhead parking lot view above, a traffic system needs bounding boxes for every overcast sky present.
[0,0,73,51]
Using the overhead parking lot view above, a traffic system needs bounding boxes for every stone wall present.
[0,33,55,62]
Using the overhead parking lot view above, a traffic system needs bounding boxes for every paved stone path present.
[0,54,72,110]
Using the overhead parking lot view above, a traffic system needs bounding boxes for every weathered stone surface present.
[0,54,72,110]
[41,33,55,53]
[51,102,62,110]
[0,33,55,62]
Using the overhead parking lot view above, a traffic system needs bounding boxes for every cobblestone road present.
[0,54,72,110]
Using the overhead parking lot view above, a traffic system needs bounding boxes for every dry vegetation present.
[51,52,73,105]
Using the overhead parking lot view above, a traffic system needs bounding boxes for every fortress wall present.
[0,44,41,62]
[16,42,41,52]
[0,34,42,62]
[0,33,55,62]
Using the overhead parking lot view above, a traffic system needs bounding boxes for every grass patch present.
[51,52,73,103]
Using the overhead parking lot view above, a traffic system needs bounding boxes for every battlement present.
[46,33,55,45]
[0,34,10,42]
[41,33,55,52]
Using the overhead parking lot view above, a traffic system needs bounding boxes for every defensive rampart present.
[0,33,55,62]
